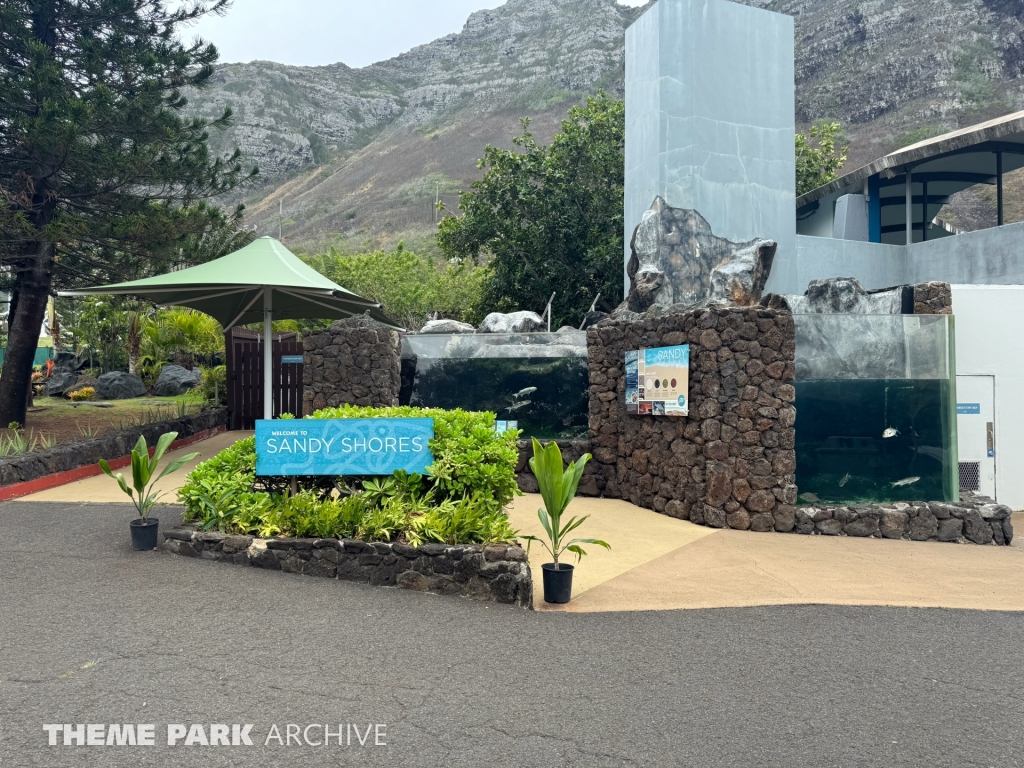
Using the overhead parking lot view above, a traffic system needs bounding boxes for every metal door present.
[956,375,995,498]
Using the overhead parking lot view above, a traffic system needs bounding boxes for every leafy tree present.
[437,93,625,329]
[0,0,255,424]
[796,121,849,196]
[141,307,223,369]
[307,243,487,330]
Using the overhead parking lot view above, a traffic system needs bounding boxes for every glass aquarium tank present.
[400,332,589,440]
[794,314,958,504]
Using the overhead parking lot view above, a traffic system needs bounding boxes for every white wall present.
[951,285,1024,509]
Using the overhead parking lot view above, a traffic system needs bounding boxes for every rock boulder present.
[623,196,776,311]
[478,311,546,334]
[418,319,476,334]
[153,364,201,396]
[96,372,147,400]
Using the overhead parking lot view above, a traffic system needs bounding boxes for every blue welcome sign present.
[255,418,434,476]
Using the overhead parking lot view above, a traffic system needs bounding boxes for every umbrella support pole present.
[263,287,273,421]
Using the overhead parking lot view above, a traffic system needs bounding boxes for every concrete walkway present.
[14,431,1024,614]
[508,495,1024,613]
[14,430,253,504]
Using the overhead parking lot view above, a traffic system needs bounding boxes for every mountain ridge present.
[188,0,1024,251]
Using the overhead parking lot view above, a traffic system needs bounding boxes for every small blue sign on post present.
[957,403,981,415]
[280,355,303,364]
[255,418,434,476]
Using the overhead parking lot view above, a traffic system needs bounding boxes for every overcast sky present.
[186,0,647,68]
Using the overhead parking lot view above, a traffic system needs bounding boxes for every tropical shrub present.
[69,387,96,401]
[176,407,521,545]
[306,242,487,330]
[200,365,227,405]
[310,404,521,513]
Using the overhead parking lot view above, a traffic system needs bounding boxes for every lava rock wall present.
[586,306,798,532]
[303,317,401,414]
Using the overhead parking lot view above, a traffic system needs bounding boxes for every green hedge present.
[177,406,521,545]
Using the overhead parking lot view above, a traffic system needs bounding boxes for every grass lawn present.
[1,392,209,453]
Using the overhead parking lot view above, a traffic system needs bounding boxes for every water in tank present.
[793,314,958,504]
[400,332,590,439]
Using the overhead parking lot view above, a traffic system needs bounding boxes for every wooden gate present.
[225,328,304,429]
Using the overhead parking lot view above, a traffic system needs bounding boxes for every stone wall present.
[515,440,601,497]
[586,306,798,532]
[162,523,534,608]
[302,317,401,414]
[0,407,228,489]
[793,492,1013,545]
[914,281,952,314]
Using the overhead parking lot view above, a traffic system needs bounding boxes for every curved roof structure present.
[797,110,1024,245]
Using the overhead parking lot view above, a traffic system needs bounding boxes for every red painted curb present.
[0,425,226,502]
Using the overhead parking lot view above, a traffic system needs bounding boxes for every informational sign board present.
[625,345,689,416]
[255,418,434,476]
[280,355,303,364]
[957,403,981,415]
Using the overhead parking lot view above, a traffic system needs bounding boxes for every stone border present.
[0,407,228,490]
[792,492,1013,545]
[162,523,534,608]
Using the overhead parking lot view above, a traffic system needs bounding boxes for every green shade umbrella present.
[59,236,398,419]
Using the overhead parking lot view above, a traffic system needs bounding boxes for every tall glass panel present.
[794,315,958,503]
[400,332,589,439]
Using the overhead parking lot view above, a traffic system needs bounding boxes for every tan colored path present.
[506,494,719,610]
[15,431,253,503]
[18,442,1024,614]
[513,493,1024,613]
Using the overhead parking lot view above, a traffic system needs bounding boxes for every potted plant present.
[99,432,199,551]
[522,438,610,604]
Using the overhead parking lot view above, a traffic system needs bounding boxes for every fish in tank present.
[795,379,956,503]
[399,333,590,440]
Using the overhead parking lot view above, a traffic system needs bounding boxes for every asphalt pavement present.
[2,500,1022,767]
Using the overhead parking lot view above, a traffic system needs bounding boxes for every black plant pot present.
[129,518,159,551]
[541,563,575,604]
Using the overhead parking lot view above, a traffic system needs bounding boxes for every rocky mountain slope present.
[189,0,1024,250]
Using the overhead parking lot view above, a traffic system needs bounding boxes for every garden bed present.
[167,404,532,606]
[4,393,207,449]
[0,407,227,491]
[162,523,533,607]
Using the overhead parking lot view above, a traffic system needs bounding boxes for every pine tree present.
[0,0,254,424]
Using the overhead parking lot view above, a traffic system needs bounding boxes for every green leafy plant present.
[795,121,849,196]
[311,241,488,330]
[176,407,522,546]
[0,429,38,456]
[437,93,625,327]
[199,365,227,406]
[77,422,98,437]
[407,496,518,546]
[99,432,199,520]
[312,404,521,513]
[361,477,398,506]
[521,438,609,568]
[356,498,409,542]
[7,421,20,430]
